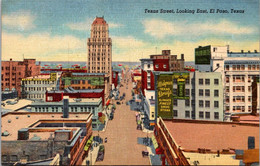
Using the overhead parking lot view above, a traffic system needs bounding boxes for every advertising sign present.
[173,73,190,99]
[157,74,173,119]
[195,45,211,65]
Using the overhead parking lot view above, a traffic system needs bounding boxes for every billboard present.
[195,45,211,65]
[157,74,173,119]
[173,73,190,100]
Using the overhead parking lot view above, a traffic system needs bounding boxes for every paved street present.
[94,71,151,165]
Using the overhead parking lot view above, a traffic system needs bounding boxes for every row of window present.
[225,75,258,83]
[199,100,219,108]
[173,99,219,108]
[225,65,260,71]
[198,89,219,97]
[34,106,96,113]
[173,110,220,119]
[26,94,45,99]
[199,78,219,85]
[22,80,55,85]
[24,87,47,91]
[226,96,252,103]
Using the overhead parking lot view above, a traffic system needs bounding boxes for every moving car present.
[116,101,121,105]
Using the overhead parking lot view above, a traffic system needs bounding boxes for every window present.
[185,89,190,96]
[205,79,210,85]
[248,106,252,112]
[199,100,204,107]
[199,111,204,118]
[214,101,219,108]
[214,79,219,85]
[225,65,229,70]
[205,101,210,107]
[214,90,219,97]
[185,79,190,84]
[232,65,236,70]
[192,100,195,106]
[147,64,150,68]
[192,89,195,95]
[205,112,210,119]
[199,79,203,85]
[11,155,18,161]
[248,65,251,70]
[199,89,203,96]
[173,99,178,106]
[155,65,159,68]
[205,89,210,96]
[173,110,178,117]
[185,111,190,118]
[237,65,240,70]
[248,96,252,102]
[225,77,229,83]
[163,64,167,68]
[241,65,245,70]
[2,155,7,162]
[214,112,219,119]
[173,89,177,95]
[185,99,190,107]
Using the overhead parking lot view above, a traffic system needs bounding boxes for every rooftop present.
[48,87,104,94]
[25,75,50,79]
[1,112,91,141]
[164,120,259,151]
[1,99,33,111]
[92,17,107,25]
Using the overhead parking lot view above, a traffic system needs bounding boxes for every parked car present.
[116,101,121,105]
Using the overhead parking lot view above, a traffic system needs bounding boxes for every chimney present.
[241,50,244,53]
[10,58,12,61]
[181,54,184,60]
[63,98,69,118]
[226,45,229,53]
[18,128,29,140]
[248,51,251,53]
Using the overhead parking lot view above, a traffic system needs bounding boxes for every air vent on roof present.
[52,115,54,118]
[8,120,11,123]
[16,116,19,119]
[27,115,30,118]
[76,115,79,118]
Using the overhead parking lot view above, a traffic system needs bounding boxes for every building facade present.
[154,71,224,121]
[60,72,110,100]
[1,59,41,96]
[87,17,112,85]
[150,50,185,71]
[195,45,260,113]
[30,98,103,130]
[21,73,60,101]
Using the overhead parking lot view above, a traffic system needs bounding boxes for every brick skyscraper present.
[87,17,112,85]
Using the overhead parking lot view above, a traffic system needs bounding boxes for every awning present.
[84,136,94,151]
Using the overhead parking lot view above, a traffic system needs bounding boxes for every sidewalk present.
[82,142,100,165]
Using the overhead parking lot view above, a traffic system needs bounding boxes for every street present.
[94,71,151,165]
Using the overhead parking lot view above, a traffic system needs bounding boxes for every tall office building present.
[87,17,112,85]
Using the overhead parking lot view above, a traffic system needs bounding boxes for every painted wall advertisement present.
[173,73,190,100]
[157,74,173,119]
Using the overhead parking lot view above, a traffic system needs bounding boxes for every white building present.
[195,45,260,114]
[21,73,61,101]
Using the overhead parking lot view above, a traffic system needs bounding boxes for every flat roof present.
[1,112,91,141]
[72,73,106,76]
[25,75,50,79]
[184,152,241,165]
[2,99,33,111]
[164,120,259,151]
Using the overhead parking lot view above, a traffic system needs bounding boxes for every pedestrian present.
[105,137,107,143]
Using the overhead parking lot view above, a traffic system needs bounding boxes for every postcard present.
[1,0,259,165]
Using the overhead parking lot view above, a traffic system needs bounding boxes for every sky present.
[2,0,259,62]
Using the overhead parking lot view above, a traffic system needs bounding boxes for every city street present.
[94,71,151,165]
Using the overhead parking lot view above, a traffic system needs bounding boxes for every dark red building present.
[112,69,120,89]
[1,59,41,96]
[46,87,105,106]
